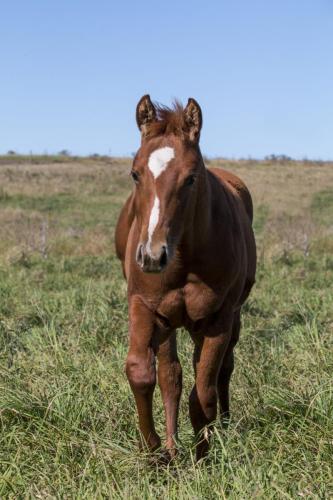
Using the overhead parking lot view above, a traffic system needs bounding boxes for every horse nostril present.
[159,246,168,268]
[136,244,144,266]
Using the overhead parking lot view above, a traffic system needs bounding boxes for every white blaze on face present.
[147,196,160,254]
[148,146,175,179]
[146,147,175,255]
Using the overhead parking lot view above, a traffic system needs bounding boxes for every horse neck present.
[181,156,212,256]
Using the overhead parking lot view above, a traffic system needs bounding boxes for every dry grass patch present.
[0,156,332,498]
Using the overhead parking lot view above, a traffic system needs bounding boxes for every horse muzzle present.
[136,243,168,273]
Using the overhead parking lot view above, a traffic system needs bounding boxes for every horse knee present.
[126,353,156,394]
[199,386,218,419]
[189,385,217,429]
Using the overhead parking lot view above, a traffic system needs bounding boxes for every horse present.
[115,95,256,461]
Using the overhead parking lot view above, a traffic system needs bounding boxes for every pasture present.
[0,155,332,498]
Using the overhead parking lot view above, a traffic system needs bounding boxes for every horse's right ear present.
[136,95,157,137]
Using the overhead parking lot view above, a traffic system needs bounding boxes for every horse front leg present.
[189,315,233,461]
[157,331,182,458]
[125,296,161,451]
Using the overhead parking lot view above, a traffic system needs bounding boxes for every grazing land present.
[0,155,332,498]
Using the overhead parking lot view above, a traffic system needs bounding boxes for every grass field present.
[0,156,332,498]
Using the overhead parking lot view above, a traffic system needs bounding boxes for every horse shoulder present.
[115,192,135,274]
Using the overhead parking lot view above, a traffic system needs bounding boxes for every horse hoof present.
[148,448,176,467]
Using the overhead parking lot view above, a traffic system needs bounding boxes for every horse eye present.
[131,170,139,183]
[185,174,196,187]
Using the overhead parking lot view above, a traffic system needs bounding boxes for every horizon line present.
[1,151,333,163]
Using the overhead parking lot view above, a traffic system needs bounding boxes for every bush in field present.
[58,149,71,156]
[264,154,293,162]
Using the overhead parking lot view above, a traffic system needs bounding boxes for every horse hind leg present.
[217,310,241,422]
[189,321,233,461]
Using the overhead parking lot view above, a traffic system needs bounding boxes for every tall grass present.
[0,158,332,498]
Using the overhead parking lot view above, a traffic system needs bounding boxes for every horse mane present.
[146,100,186,139]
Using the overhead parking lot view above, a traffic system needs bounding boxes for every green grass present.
[311,188,333,226]
[0,159,332,498]
[253,203,269,234]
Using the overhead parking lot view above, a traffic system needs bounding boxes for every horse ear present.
[183,98,202,143]
[136,94,157,136]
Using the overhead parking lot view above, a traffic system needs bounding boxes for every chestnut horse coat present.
[115,96,256,460]
[116,166,255,329]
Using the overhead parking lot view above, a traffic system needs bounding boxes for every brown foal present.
[115,95,256,461]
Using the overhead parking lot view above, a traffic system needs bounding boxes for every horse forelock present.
[144,101,186,139]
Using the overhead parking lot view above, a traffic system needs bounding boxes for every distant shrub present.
[7,150,17,155]
[58,149,71,157]
[264,154,293,162]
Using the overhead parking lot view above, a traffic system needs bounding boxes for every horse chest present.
[183,281,223,321]
[156,279,223,328]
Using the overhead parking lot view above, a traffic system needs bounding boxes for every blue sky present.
[1,0,332,158]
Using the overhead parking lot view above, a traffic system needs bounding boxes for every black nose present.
[136,244,168,273]
[159,245,168,268]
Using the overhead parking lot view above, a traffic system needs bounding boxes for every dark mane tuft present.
[146,100,186,139]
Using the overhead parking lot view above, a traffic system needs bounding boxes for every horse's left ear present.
[183,98,202,143]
